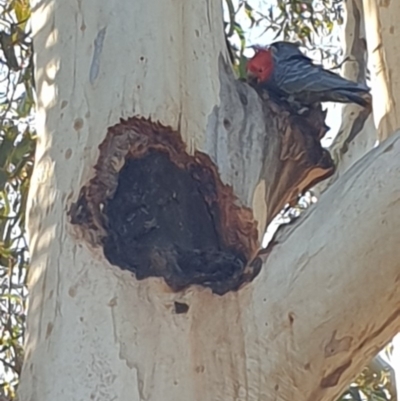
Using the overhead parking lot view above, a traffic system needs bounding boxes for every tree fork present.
[20,1,400,400]
[69,87,333,295]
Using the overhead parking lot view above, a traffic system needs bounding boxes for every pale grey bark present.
[18,0,400,401]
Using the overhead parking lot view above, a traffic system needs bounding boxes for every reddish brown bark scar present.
[68,80,334,294]
[320,359,352,388]
[69,117,260,295]
[324,330,353,358]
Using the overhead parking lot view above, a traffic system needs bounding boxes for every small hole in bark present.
[73,118,84,131]
[65,148,72,159]
[174,301,189,314]
[223,118,231,129]
[288,312,295,324]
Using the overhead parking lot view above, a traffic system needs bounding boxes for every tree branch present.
[314,0,376,197]
[363,0,400,140]
[20,0,400,400]
[250,131,400,401]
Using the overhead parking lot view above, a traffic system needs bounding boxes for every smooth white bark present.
[333,0,375,172]
[363,0,400,140]
[19,0,400,401]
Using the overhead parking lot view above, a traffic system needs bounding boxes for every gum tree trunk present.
[18,1,400,401]
[363,0,400,140]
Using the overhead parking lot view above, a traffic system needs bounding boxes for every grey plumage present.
[261,41,370,107]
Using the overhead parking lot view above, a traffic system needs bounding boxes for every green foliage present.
[262,0,342,43]
[224,0,344,77]
[0,0,35,399]
[339,357,395,401]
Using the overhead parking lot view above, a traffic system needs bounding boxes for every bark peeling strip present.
[69,117,261,295]
[90,27,107,84]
